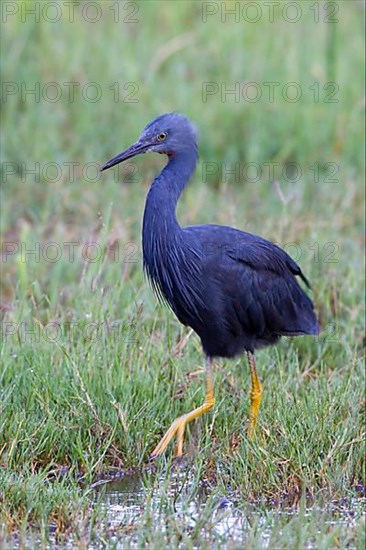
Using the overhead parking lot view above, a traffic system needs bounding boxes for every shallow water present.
[90,469,365,549]
[6,468,365,549]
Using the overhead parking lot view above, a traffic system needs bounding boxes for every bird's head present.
[101,113,198,171]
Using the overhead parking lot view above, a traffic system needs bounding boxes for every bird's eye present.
[157,132,167,142]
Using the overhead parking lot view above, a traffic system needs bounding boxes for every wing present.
[186,224,319,340]
[226,234,312,289]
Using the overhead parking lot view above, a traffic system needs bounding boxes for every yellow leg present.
[151,357,215,458]
[247,351,262,439]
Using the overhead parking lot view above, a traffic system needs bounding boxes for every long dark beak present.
[101,140,149,171]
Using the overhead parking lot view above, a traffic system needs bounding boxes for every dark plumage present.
[101,113,319,457]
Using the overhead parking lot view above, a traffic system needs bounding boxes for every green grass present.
[1,1,365,547]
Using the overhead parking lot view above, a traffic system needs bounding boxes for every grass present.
[1,0,365,547]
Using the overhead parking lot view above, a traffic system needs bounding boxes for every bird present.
[101,113,319,458]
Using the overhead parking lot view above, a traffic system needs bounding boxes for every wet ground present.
[6,467,365,549]
[90,468,365,549]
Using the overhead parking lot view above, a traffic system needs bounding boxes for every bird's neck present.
[142,148,198,286]
[143,148,198,241]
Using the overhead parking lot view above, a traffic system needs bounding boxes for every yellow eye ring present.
[157,132,167,142]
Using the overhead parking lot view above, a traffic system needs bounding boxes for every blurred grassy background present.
[1,0,364,320]
[0,0,365,543]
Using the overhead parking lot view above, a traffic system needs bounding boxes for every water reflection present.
[92,469,365,547]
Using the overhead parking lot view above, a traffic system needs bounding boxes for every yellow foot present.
[150,414,189,458]
[151,358,215,458]
[150,394,215,458]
